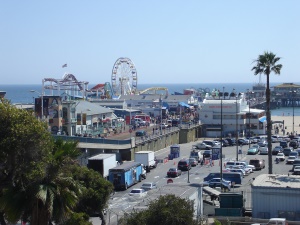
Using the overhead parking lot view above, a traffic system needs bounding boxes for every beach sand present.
[272,115,300,136]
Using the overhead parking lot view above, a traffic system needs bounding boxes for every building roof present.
[274,83,300,88]
[76,101,113,115]
[88,154,115,160]
[252,174,300,189]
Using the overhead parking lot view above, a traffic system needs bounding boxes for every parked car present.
[229,168,246,177]
[259,147,268,155]
[135,130,147,137]
[225,138,236,146]
[276,152,285,161]
[289,151,298,159]
[247,147,258,155]
[271,135,280,142]
[249,158,265,170]
[258,140,267,147]
[283,147,294,156]
[167,168,182,177]
[189,158,198,167]
[272,146,283,155]
[280,141,288,148]
[203,178,231,190]
[129,189,147,198]
[293,165,300,175]
[252,145,260,152]
[194,142,212,150]
[295,148,300,156]
[238,139,247,145]
[286,156,297,164]
[202,140,216,147]
[221,139,230,147]
[289,141,299,149]
[160,123,168,129]
[140,182,157,191]
[244,138,251,144]
[250,137,258,143]
[177,158,191,171]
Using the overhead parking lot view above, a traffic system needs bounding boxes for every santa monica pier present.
[2,57,300,163]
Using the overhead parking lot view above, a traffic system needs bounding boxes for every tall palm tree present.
[252,51,282,174]
[29,138,81,225]
[0,139,82,225]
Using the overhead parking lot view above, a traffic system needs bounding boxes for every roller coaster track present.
[138,87,168,95]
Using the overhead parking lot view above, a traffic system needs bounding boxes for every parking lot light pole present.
[290,90,296,135]
[160,95,163,135]
[220,87,224,191]
[234,89,239,161]
[247,89,254,149]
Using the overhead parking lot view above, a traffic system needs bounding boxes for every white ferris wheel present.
[111,57,138,96]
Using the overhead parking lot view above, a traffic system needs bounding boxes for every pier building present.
[199,91,266,137]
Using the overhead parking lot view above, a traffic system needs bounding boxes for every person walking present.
[209,157,213,167]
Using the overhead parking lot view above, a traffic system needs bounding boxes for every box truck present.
[134,151,157,172]
[87,154,117,179]
[109,162,145,190]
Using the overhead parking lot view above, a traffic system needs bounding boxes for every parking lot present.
[95,139,297,225]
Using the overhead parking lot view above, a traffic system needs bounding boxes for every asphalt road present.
[90,141,294,225]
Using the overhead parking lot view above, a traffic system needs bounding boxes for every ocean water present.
[0,82,295,116]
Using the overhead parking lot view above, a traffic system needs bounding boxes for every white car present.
[160,123,168,129]
[286,156,296,164]
[129,188,147,198]
[276,152,285,161]
[244,166,253,173]
[260,147,268,155]
[141,182,157,191]
[229,168,246,176]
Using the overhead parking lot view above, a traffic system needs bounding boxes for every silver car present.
[140,182,157,191]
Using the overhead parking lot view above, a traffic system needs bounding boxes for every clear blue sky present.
[1,1,299,85]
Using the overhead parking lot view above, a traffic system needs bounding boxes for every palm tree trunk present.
[0,212,7,225]
[266,73,273,174]
[31,201,51,225]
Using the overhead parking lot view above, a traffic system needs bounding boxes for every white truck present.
[190,149,203,163]
[134,151,157,172]
[87,154,117,179]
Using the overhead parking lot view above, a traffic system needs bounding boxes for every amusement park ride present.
[41,57,169,100]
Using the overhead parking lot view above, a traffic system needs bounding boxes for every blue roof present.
[259,116,266,122]
[179,102,190,107]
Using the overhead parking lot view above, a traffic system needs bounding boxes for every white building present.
[199,92,266,137]
[252,174,300,221]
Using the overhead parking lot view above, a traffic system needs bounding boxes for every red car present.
[167,168,182,177]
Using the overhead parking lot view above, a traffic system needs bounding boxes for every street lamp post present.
[160,95,163,135]
[247,89,254,149]
[30,90,43,119]
[233,89,239,161]
[290,90,296,135]
[220,87,225,191]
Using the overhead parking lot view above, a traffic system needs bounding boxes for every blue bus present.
[203,172,242,185]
